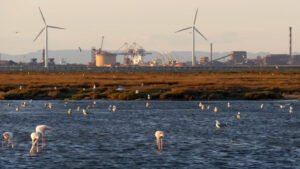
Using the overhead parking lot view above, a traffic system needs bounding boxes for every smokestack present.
[290,26,292,58]
[210,43,213,63]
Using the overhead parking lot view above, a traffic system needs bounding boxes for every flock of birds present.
[2,99,296,153]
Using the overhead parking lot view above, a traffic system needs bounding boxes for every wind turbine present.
[175,8,207,66]
[34,7,65,68]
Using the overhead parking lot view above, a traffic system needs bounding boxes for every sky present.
[1,0,300,55]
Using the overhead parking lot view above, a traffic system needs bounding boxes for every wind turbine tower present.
[175,8,208,66]
[34,7,65,68]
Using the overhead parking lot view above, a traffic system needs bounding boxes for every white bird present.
[207,105,210,110]
[260,104,264,109]
[68,109,72,115]
[155,131,164,151]
[215,120,225,129]
[29,99,33,104]
[198,102,202,108]
[214,107,218,113]
[30,132,41,153]
[21,102,26,108]
[146,102,149,108]
[82,109,87,116]
[201,105,205,111]
[77,106,80,112]
[36,125,52,148]
[2,132,14,148]
[280,105,285,109]
[93,84,96,90]
[135,90,139,94]
[48,103,52,110]
[227,102,231,108]
[112,105,117,112]
[108,105,112,112]
[16,106,19,112]
[147,94,151,100]
[289,109,294,114]
[237,112,241,119]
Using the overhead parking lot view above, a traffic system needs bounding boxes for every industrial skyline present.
[1,0,300,55]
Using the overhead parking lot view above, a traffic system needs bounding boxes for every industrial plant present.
[0,8,300,71]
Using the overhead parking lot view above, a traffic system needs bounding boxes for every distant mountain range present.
[0,50,283,64]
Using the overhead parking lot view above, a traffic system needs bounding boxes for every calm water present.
[0,100,299,169]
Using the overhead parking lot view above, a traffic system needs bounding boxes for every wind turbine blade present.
[194,27,207,40]
[48,25,65,29]
[193,8,198,25]
[175,27,192,33]
[33,27,45,42]
[39,7,47,25]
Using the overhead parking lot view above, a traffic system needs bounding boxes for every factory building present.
[264,54,290,65]
[199,56,209,64]
[231,51,247,64]
[96,51,117,67]
[291,55,300,65]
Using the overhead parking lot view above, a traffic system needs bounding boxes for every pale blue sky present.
[1,0,300,54]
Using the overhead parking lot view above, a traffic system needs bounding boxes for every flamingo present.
[30,132,41,153]
[108,105,112,112]
[21,102,26,108]
[147,94,151,100]
[214,107,218,113]
[237,112,241,119]
[48,103,52,110]
[2,132,14,148]
[36,125,52,148]
[201,105,205,111]
[68,109,72,115]
[215,120,226,129]
[112,105,117,112]
[155,131,164,151]
[82,109,87,116]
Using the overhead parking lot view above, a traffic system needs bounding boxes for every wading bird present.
[146,102,149,108]
[68,109,72,115]
[36,125,52,148]
[214,107,218,113]
[2,132,14,148]
[215,120,226,129]
[30,132,41,153]
[237,112,241,119]
[260,104,264,109]
[112,105,117,112]
[16,106,19,112]
[155,131,164,151]
[227,102,231,108]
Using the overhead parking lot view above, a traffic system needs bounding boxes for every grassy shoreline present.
[0,71,299,101]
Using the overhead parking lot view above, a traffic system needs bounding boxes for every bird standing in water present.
[36,125,52,148]
[237,112,241,119]
[155,131,164,151]
[30,132,41,153]
[2,132,14,148]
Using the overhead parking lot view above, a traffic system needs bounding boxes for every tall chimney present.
[290,26,292,59]
[210,43,213,63]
